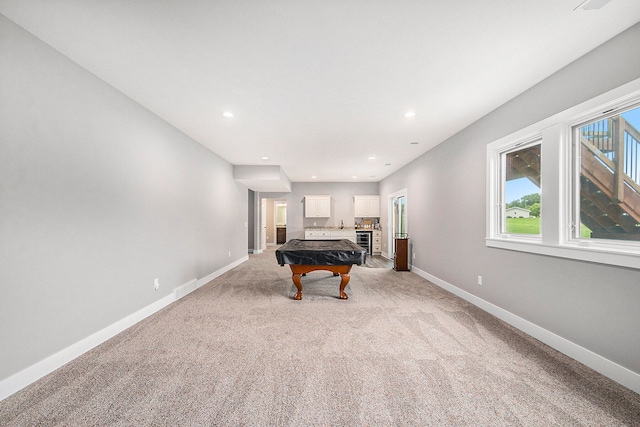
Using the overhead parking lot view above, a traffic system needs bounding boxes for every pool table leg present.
[292,273,303,300]
[339,273,350,300]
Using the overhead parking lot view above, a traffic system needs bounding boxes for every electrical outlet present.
[413,253,416,260]
[477,276,483,286]
[228,251,231,257]
[154,278,159,290]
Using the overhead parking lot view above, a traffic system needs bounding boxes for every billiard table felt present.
[276,239,367,266]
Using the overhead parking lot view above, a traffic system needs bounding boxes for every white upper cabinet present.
[305,195,331,217]
[354,195,380,217]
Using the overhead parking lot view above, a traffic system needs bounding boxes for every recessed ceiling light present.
[222,111,234,118]
[311,175,317,179]
[404,111,416,118]
[261,156,269,160]
[352,176,358,179]
[368,156,376,160]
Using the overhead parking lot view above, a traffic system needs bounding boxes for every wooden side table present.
[394,237,410,271]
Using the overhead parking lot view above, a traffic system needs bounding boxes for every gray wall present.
[262,182,379,241]
[379,23,640,375]
[0,15,248,382]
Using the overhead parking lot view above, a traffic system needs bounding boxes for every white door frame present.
[260,198,267,253]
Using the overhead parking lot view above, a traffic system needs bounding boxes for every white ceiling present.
[2,1,640,186]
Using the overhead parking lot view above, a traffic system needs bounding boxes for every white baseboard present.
[196,255,248,289]
[0,293,174,402]
[0,256,249,402]
[411,266,640,395]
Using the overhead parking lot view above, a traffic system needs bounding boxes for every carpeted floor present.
[1,247,639,426]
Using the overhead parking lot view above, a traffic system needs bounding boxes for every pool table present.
[275,239,367,300]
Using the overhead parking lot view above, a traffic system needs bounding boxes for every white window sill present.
[486,237,640,270]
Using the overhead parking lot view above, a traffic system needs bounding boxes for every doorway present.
[262,198,287,247]
[275,202,287,244]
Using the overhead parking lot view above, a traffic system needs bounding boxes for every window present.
[573,105,640,242]
[502,141,541,235]
[487,77,640,270]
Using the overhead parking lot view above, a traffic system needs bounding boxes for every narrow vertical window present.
[574,105,640,241]
[502,141,541,235]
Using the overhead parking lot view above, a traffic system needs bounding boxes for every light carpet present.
[1,248,639,426]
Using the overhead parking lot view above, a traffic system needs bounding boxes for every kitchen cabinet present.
[304,229,331,239]
[331,229,357,243]
[372,230,382,255]
[305,195,331,217]
[305,229,356,243]
[354,195,380,217]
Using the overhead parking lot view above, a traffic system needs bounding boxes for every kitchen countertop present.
[305,226,356,230]
[305,227,379,231]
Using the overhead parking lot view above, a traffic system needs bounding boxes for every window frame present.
[486,77,640,270]
[570,104,640,244]
[498,137,542,238]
